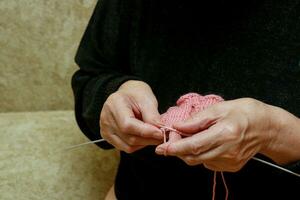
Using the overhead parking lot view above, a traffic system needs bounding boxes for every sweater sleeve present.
[71,0,141,149]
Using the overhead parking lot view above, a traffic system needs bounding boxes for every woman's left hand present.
[155,98,275,172]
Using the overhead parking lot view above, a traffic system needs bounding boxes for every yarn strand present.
[211,172,229,200]
[221,172,229,200]
[212,171,217,200]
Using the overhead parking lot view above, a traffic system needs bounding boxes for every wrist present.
[260,104,300,164]
[259,104,281,155]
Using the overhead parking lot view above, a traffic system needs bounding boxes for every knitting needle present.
[159,127,300,177]
[63,124,172,150]
[63,126,175,150]
[252,157,300,178]
[64,128,300,178]
[64,138,105,151]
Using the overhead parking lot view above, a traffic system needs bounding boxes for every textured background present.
[0,0,96,112]
[0,1,119,199]
[0,111,118,200]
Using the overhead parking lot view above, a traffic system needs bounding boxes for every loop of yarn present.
[159,93,228,200]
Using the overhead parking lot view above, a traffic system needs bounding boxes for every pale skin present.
[100,80,163,153]
[100,80,300,172]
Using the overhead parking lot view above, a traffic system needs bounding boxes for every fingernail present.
[155,147,164,155]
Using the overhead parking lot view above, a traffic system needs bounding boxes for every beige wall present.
[0,1,119,200]
[0,0,96,112]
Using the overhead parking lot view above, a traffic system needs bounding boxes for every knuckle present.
[242,97,259,108]
[225,122,239,134]
[120,120,133,134]
[127,136,138,146]
[124,146,135,154]
[223,150,239,162]
[105,92,124,107]
[191,140,201,155]
[103,99,113,110]
[99,116,112,130]
[184,157,199,166]
[99,115,107,126]
[222,122,241,141]
[100,106,110,123]
[100,126,109,136]
[137,128,146,138]
[107,92,119,101]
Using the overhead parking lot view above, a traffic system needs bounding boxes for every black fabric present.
[72,0,300,199]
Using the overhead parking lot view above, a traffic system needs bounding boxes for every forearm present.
[72,71,140,148]
[261,104,300,165]
[72,0,142,148]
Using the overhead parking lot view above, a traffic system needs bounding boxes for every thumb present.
[173,109,219,134]
[139,103,162,126]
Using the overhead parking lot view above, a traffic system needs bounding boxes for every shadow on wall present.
[0,1,119,199]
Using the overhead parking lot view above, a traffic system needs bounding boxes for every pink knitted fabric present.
[159,93,227,200]
[160,93,224,139]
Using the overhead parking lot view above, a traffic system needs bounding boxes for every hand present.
[156,98,274,172]
[100,80,163,153]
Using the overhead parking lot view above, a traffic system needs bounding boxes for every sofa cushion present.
[0,110,118,200]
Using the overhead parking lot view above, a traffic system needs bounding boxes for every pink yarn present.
[159,93,227,200]
[160,93,224,139]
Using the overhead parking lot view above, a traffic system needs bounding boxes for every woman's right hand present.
[100,80,163,153]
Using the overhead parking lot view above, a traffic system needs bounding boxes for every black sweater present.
[72,1,300,199]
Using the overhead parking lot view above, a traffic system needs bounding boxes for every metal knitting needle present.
[158,126,300,177]
[63,127,171,150]
[63,125,175,150]
[64,127,300,178]
[64,138,105,151]
[252,157,300,178]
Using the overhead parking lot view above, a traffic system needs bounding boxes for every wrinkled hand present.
[100,80,163,153]
[156,98,274,172]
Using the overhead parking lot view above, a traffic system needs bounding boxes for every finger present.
[155,131,181,155]
[112,99,163,140]
[165,125,224,156]
[125,119,163,140]
[172,104,223,134]
[139,101,162,126]
[168,131,182,143]
[120,134,162,146]
[181,145,227,163]
[204,160,243,172]
[108,133,144,153]
[203,162,223,171]
[178,154,203,166]
[100,107,119,136]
